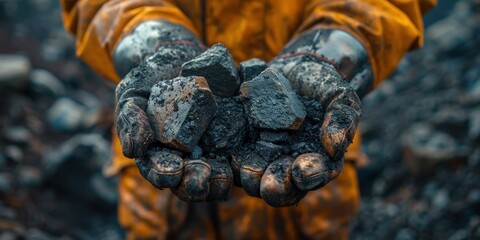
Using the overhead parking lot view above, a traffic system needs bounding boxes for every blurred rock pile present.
[352,1,480,239]
[0,1,121,238]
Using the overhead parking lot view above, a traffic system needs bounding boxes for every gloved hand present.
[240,28,373,207]
[114,20,226,201]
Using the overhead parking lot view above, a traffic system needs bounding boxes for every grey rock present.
[44,134,116,205]
[74,91,103,129]
[90,173,118,205]
[0,173,13,192]
[448,229,468,240]
[5,145,23,162]
[3,126,31,145]
[402,123,471,175]
[429,107,468,134]
[395,228,416,240]
[18,166,43,188]
[47,97,86,132]
[41,30,75,62]
[75,90,101,110]
[0,154,7,168]
[29,69,66,97]
[44,134,110,175]
[0,54,31,90]
[239,58,267,82]
[426,2,473,53]
[432,189,450,210]
[240,68,306,130]
[469,109,480,142]
[467,190,480,204]
[147,76,217,152]
[0,232,17,240]
[0,204,16,220]
[181,43,240,97]
[25,228,54,240]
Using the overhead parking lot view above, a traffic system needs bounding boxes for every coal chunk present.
[239,58,268,82]
[181,43,240,97]
[256,140,284,162]
[200,97,247,152]
[240,68,306,130]
[147,76,217,152]
[259,131,289,143]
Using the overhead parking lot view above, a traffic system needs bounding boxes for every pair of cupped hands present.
[115,35,361,208]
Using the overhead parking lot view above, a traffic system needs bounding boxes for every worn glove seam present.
[275,52,348,79]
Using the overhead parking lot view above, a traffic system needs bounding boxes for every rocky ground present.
[0,1,122,239]
[351,1,480,239]
[0,0,478,239]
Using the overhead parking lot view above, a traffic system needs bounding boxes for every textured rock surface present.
[199,97,247,152]
[181,43,240,97]
[240,68,306,130]
[259,131,289,143]
[239,58,268,82]
[147,76,217,152]
[255,141,283,162]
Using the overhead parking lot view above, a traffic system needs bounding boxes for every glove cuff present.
[113,20,205,78]
[274,28,373,98]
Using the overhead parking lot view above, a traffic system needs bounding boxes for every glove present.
[114,20,204,157]
[241,28,373,207]
[114,20,223,201]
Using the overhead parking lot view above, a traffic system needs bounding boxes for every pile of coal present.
[145,43,325,198]
[351,1,480,239]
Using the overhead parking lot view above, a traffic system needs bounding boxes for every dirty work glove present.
[259,28,373,206]
[114,20,219,201]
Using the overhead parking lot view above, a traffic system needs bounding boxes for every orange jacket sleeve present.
[60,0,199,83]
[297,0,436,87]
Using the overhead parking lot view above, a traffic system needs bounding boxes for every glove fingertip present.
[206,159,234,202]
[172,160,212,202]
[260,157,304,207]
[292,152,330,191]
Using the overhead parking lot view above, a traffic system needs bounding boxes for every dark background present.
[0,0,478,239]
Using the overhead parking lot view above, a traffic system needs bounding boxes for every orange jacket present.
[61,0,436,85]
[61,0,436,172]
